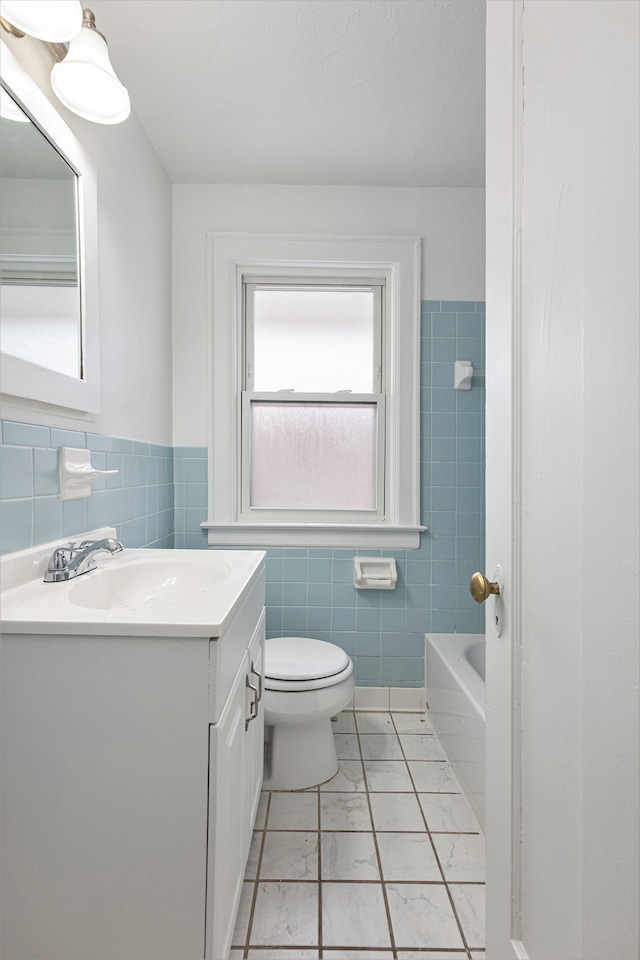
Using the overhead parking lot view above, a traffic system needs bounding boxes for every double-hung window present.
[204,234,422,549]
[243,278,384,519]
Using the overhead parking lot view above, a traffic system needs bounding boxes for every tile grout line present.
[391,712,474,960]
[317,784,323,959]
[242,790,271,958]
[355,713,399,959]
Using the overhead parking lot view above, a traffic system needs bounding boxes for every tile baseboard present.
[348,686,426,712]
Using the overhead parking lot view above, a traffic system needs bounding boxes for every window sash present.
[243,277,384,394]
[240,392,386,523]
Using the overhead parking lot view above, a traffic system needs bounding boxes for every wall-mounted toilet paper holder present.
[353,557,397,590]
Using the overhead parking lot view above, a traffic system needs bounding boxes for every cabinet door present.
[206,651,248,960]
[206,609,266,960]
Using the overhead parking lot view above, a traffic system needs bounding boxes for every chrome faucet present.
[44,537,124,583]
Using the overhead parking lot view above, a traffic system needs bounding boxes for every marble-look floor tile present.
[399,733,447,761]
[418,792,481,833]
[397,953,468,959]
[334,732,361,759]
[250,881,319,946]
[432,833,486,882]
[449,882,486,947]
[392,712,435,734]
[322,882,391,948]
[321,830,380,880]
[369,792,426,832]
[320,792,372,831]
[248,714,485,959]
[231,880,255,946]
[360,734,404,760]
[356,712,395,733]
[327,953,394,959]
[267,791,319,830]
[259,831,318,881]
[364,759,414,792]
[320,760,366,792]
[248,951,319,959]
[406,759,461,792]
[385,883,465,950]
[376,832,441,881]
[331,711,357,733]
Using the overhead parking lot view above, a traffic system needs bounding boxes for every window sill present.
[202,522,426,550]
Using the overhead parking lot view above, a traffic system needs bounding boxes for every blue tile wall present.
[173,446,208,549]
[0,301,484,685]
[0,422,174,553]
[175,300,486,686]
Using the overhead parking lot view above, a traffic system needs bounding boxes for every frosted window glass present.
[250,402,377,509]
[252,289,375,392]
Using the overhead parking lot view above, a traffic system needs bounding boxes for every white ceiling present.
[89,0,485,187]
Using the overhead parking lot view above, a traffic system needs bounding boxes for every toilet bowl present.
[262,636,355,791]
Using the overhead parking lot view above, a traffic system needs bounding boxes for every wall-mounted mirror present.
[0,40,100,413]
[0,87,80,378]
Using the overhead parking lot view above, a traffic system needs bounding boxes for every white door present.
[484,3,639,959]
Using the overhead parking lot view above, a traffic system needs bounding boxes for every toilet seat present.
[264,637,353,692]
[264,660,354,692]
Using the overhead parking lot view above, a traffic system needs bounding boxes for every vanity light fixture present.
[0,2,130,124]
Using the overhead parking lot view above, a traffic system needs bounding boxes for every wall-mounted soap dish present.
[454,360,474,390]
[353,557,397,590]
[59,447,118,500]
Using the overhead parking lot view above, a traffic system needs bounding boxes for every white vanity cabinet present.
[207,612,265,960]
[0,541,265,960]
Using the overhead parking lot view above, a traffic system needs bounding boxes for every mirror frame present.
[0,39,100,414]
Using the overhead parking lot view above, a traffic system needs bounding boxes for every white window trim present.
[203,233,424,549]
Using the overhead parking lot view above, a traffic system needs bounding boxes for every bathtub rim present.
[425,631,486,723]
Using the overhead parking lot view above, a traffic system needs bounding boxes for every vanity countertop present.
[0,527,265,637]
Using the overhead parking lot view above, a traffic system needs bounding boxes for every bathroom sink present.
[68,555,230,611]
[0,526,265,637]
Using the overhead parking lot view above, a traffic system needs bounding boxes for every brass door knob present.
[470,571,501,604]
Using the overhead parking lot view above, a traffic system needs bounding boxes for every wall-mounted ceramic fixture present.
[454,360,474,390]
[353,556,397,590]
[59,446,118,500]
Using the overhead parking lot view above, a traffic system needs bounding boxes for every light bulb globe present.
[51,26,130,124]
[0,0,83,42]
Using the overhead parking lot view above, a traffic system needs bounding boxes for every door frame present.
[484,1,526,956]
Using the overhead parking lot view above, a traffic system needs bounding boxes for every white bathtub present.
[425,633,485,830]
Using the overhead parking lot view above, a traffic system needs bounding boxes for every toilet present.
[262,636,355,791]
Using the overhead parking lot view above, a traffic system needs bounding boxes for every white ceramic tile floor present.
[232,710,485,960]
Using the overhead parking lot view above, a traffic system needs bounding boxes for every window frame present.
[241,275,385,522]
[203,234,423,549]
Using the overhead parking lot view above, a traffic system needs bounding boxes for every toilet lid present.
[265,637,350,681]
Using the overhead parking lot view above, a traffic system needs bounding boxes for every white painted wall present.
[0,35,173,445]
[172,183,485,444]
